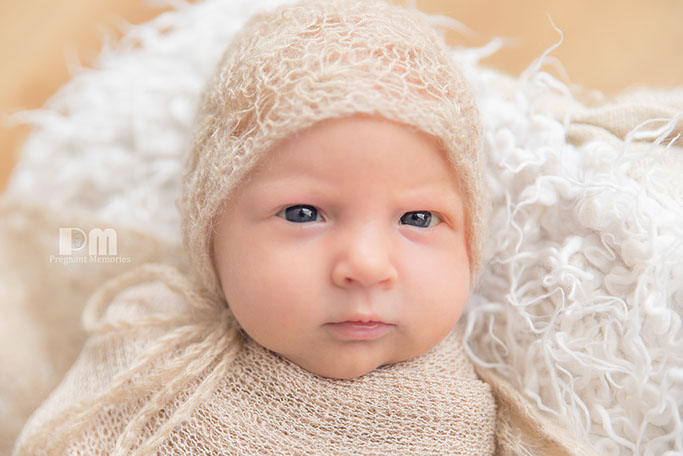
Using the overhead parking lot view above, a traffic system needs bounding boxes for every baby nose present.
[331,226,397,289]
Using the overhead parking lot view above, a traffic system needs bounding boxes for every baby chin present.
[283,337,416,380]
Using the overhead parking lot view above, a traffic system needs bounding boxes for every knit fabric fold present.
[14,267,496,455]
[161,332,497,455]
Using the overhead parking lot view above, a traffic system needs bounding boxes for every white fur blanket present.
[3,0,682,454]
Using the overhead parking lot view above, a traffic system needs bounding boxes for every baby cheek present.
[403,248,469,313]
[250,250,321,320]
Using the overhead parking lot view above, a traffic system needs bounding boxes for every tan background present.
[1,0,682,192]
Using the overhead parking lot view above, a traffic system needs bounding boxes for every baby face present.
[213,116,470,379]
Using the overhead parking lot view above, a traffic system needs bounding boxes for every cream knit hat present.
[181,0,485,300]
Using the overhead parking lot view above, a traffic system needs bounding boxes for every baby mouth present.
[324,320,394,340]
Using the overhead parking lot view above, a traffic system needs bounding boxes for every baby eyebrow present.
[246,176,463,211]
[395,185,462,204]
[396,188,465,216]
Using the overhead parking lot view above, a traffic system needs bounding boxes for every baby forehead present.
[236,116,465,196]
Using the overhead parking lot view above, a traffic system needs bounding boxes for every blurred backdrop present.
[1,0,682,191]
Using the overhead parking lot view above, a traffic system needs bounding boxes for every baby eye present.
[400,211,441,228]
[277,205,323,223]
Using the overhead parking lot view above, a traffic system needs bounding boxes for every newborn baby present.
[212,115,473,379]
[14,0,496,454]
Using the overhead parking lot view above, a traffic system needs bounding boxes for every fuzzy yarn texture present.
[13,269,496,455]
[3,0,682,454]
[181,0,486,300]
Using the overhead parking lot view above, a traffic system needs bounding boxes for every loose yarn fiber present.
[180,0,486,300]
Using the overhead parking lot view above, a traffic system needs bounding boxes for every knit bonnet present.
[181,0,486,300]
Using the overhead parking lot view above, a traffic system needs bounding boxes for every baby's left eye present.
[276,205,324,223]
[400,211,441,228]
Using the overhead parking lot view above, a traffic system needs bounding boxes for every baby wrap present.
[13,265,497,455]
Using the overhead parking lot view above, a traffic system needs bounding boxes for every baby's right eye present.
[276,205,323,223]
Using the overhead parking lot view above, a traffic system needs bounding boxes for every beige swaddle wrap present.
[14,265,497,455]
